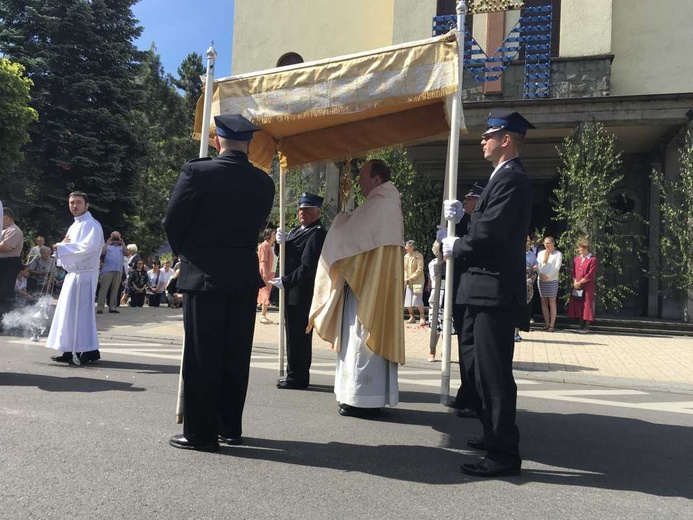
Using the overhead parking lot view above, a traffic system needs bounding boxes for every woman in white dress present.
[537,236,562,332]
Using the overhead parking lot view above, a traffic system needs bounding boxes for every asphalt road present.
[1,335,691,520]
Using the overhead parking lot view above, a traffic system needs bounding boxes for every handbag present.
[411,283,423,295]
[572,288,584,298]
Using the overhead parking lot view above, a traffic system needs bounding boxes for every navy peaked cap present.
[298,192,323,208]
[214,114,259,141]
[482,109,535,136]
[464,181,485,198]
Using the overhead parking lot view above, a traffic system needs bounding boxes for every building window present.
[436,0,473,32]
[276,52,304,68]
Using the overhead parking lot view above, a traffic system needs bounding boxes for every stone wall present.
[462,55,612,102]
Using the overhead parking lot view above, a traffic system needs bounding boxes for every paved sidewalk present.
[95,306,693,394]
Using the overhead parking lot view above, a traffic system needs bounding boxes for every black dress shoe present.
[218,435,243,446]
[77,350,101,364]
[51,352,74,363]
[169,434,219,452]
[338,404,381,418]
[467,437,487,450]
[457,408,478,419]
[108,309,120,314]
[445,399,466,409]
[276,380,308,390]
[461,458,521,477]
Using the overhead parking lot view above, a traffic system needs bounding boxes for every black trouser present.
[182,289,257,443]
[0,257,22,319]
[460,304,521,465]
[453,303,477,407]
[284,303,312,387]
[129,291,145,307]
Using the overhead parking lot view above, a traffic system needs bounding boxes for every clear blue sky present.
[132,0,235,79]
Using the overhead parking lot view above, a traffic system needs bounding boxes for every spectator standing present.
[403,240,425,325]
[0,208,24,329]
[96,231,127,314]
[537,236,562,332]
[127,259,148,307]
[146,259,167,307]
[515,236,538,341]
[27,246,54,294]
[256,228,276,324]
[567,239,598,333]
[27,236,46,264]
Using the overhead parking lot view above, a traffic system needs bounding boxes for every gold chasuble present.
[308,182,405,365]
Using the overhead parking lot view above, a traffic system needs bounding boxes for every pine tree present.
[0,0,146,238]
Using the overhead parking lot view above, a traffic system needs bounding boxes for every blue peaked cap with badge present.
[482,109,535,137]
[298,192,324,208]
[214,114,259,141]
[464,181,485,199]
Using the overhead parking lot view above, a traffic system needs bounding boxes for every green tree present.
[0,0,146,239]
[651,129,693,322]
[173,52,204,129]
[553,121,638,311]
[0,58,37,175]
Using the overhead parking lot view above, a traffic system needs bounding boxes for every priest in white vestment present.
[308,160,405,418]
[47,191,104,365]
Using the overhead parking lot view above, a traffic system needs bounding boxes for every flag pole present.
[440,1,466,404]
[278,163,286,377]
[177,43,217,424]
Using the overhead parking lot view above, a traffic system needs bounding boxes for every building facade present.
[232,0,693,319]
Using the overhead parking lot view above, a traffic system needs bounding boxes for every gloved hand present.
[268,277,284,290]
[276,228,286,244]
[443,199,463,223]
[435,225,447,243]
[442,237,459,258]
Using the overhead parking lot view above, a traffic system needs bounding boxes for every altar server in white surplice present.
[47,191,105,365]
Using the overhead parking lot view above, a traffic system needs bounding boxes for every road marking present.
[91,346,693,416]
[518,389,693,415]
[9,340,166,348]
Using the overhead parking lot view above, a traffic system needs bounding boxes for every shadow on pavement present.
[95,359,180,375]
[0,372,145,393]
[514,410,693,499]
[229,391,692,497]
[513,361,597,372]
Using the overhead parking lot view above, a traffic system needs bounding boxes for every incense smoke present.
[2,296,55,340]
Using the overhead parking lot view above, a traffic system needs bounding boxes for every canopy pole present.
[440,1,467,405]
[198,45,218,158]
[429,133,452,357]
[277,162,286,377]
[177,44,217,424]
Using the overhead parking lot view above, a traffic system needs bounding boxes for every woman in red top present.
[257,228,276,324]
[567,239,598,333]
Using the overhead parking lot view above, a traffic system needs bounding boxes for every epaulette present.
[186,157,213,164]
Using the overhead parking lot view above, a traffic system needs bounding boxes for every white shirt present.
[537,250,563,281]
[488,157,518,181]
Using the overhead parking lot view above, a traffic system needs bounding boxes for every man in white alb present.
[47,191,105,365]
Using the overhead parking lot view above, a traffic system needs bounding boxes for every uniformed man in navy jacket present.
[270,193,327,389]
[165,114,275,452]
[441,110,533,477]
